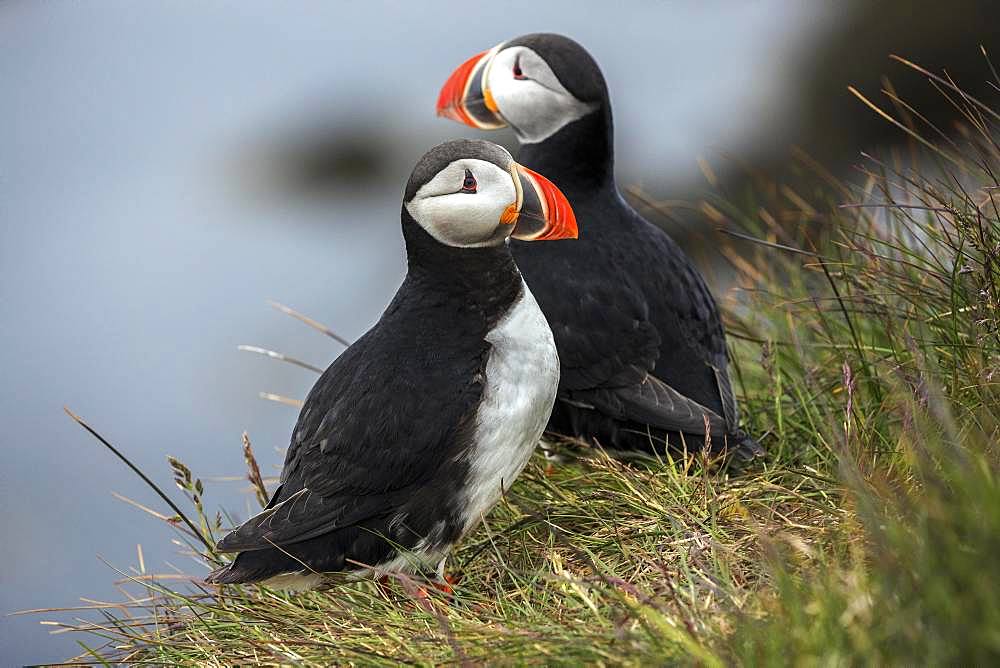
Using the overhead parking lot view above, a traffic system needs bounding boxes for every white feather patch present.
[461,281,559,534]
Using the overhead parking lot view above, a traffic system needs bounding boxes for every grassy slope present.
[48,58,1000,666]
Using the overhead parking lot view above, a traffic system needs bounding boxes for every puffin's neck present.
[515,105,615,197]
[400,209,523,321]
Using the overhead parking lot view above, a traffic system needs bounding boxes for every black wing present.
[570,373,730,436]
[522,205,738,436]
[650,221,740,433]
[216,297,488,553]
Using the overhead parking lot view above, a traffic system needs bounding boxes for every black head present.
[504,33,607,105]
[403,139,577,249]
[437,33,608,144]
[404,139,511,204]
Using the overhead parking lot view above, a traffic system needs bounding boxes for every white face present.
[405,158,517,248]
[486,46,597,144]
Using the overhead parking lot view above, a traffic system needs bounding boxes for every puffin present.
[437,34,762,460]
[207,139,578,588]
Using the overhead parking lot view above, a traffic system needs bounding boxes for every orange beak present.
[507,162,578,241]
[436,47,506,130]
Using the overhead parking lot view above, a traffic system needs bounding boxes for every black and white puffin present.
[207,139,577,588]
[437,34,762,460]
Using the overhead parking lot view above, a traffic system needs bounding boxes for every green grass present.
[45,55,1000,665]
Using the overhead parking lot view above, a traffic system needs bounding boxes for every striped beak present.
[504,162,578,241]
[436,45,506,130]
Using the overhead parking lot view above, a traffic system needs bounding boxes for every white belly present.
[461,281,559,534]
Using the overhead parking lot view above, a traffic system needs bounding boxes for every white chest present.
[461,282,559,534]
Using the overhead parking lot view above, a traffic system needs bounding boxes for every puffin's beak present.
[436,46,506,130]
[505,162,578,241]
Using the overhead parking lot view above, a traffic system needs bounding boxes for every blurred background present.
[1,2,995,663]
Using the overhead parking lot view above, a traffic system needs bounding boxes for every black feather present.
[209,210,525,584]
[506,33,763,460]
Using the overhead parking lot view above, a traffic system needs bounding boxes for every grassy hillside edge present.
[40,54,1000,666]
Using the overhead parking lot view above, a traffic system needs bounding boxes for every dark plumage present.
[208,231,512,584]
[439,34,763,460]
[207,139,571,587]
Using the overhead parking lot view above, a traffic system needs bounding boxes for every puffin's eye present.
[513,56,526,80]
[461,169,477,193]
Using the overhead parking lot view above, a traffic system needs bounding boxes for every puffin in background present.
[207,139,577,589]
[437,34,762,460]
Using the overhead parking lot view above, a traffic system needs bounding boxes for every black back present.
[506,34,757,456]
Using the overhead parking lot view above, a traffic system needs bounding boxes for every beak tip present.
[438,49,506,130]
[435,103,466,126]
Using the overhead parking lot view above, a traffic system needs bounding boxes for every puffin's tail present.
[205,549,297,585]
[205,557,262,585]
[205,562,248,585]
[728,430,765,464]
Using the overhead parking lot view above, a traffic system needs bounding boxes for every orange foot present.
[416,573,461,600]
[374,574,392,598]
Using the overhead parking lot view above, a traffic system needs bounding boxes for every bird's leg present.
[374,574,393,598]
[539,436,566,476]
[430,557,460,596]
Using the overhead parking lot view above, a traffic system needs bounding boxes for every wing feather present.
[213,294,489,553]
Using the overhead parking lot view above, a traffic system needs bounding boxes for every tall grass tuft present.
[44,53,1000,665]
